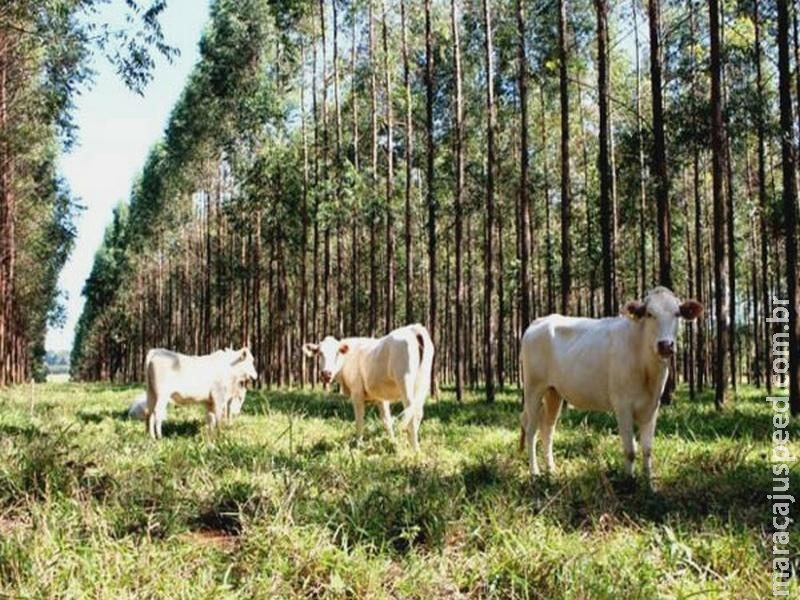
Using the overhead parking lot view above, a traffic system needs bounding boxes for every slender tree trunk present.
[369,0,379,336]
[632,0,647,298]
[558,0,572,314]
[710,0,730,409]
[517,0,532,333]
[425,0,438,392]
[382,0,395,332]
[649,0,671,290]
[401,0,414,325]
[777,0,800,415]
[483,0,497,401]
[452,0,465,402]
[540,84,555,314]
[332,0,344,336]
[350,6,360,335]
[754,0,772,394]
[596,0,613,316]
[300,43,309,385]
[0,28,11,385]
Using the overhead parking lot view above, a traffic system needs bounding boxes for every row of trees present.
[0,0,174,384]
[71,0,799,413]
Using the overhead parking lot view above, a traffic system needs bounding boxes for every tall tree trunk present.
[452,0,465,402]
[540,85,555,314]
[596,0,613,316]
[777,0,800,415]
[710,0,730,409]
[558,0,572,314]
[649,0,671,290]
[350,6,360,336]
[425,0,437,392]
[333,0,344,336]
[369,0,379,336]
[401,0,414,325]
[517,0,532,332]
[483,0,497,402]
[382,0,395,332]
[0,28,12,385]
[754,0,771,394]
[300,43,310,385]
[632,0,647,297]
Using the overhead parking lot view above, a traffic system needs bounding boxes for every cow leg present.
[522,383,546,477]
[407,405,423,453]
[377,400,395,443]
[615,408,636,477]
[149,396,167,440]
[539,388,563,473]
[639,407,659,482]
[352,395,366,444]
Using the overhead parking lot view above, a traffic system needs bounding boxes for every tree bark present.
[648,0,671,290]
[452,0,465,402]
[777,0,800,415]
[483,0,497,401]
[710,0,730,409]
[516,0,532,332]
[558,0,572,314]
[596,0,613,317]
[425,0,437,392]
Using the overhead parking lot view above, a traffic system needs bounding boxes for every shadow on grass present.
[0,422,42,439]
[76,409,130,424]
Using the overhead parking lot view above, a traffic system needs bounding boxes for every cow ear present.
[302,343,319,357]
[339,343,349,354]
[679,299,703,321]
[625,301,646,320]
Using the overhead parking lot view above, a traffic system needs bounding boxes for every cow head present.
[302,336,349,384]
[625,287,703,361]
[231,346,258,381]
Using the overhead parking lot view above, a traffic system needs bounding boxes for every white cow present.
[128,392,148,420]
[302,324,434,450]
[519,287,702,481]
[145,347,257,439]
[129,376,249,423]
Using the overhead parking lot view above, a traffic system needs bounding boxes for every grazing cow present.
[519,287,702,481]
[302,324,434,450]
[145,347,257,439]
[129,376,249,423]
[128,393,148,420]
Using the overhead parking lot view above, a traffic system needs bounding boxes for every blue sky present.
[47,0,210,352]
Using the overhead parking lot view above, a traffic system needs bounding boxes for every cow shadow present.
[76,409,130,424]
[248,389,357,422]
[0,422,42,439]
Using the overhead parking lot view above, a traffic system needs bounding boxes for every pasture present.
[0,382,796,598]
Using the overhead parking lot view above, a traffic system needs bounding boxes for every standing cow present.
[145,347,257,439]
[520,287,702,481]
[302,324,434,450]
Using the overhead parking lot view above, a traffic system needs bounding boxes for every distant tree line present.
[0,0,175,384]
[68,0,798,413]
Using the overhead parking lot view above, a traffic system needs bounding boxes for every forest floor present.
[0,382,797,598]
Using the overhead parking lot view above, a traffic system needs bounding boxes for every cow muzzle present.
[656,340,675,359]
[320,370,332,384]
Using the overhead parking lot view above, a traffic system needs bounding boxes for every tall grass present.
[0,382,796,598]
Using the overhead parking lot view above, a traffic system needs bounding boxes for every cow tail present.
[400,324,434,430]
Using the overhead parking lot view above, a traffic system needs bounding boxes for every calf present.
[519,287,702,481]
[145,347,257,439]
[130,374,248,423]
[302,324,434,450]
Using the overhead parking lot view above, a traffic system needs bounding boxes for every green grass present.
[0,382,797,598]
